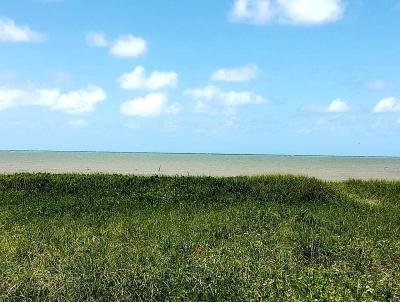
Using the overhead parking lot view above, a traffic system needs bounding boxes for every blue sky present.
[1,0,400,156]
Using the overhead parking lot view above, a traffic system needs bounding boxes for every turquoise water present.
[1,151,400,180]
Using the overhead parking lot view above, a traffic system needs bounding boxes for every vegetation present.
[0,173,399,301]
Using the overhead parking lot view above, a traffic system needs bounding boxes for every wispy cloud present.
[230,0,274,24]
[118,66,178,90]
[0,18,45,43]
[185,85,267,114]
[211,64,259,82]
[85,32,108,48]
[366,80,385,90]
[229,0,344,25]
[0,86,106,114]
[68,119,88,128]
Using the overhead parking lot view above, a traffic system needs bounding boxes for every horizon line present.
[1,149,399,159]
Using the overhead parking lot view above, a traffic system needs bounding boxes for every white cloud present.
[211,64,259,82]
[0,18,44,43]
[373,97,400,113]
[85,32,108,47]
[277,0,343,24]
[50,86,106,114]
[68,119,88,128]
[0,85,106,114]
[86,33,147,59]
[185,85,267,114]
[118,66,178,90]
[326,99,350,113]
[397,118,400,124]
[229,0,344,25]
[110,35,147,58]
[120,93,180,117]
[230,0,274,24]
[0,88,25,111]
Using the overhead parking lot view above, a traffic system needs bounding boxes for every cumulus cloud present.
[118,66,178,90]
[110,35,147,58]
[373,97,400,113]
[86,33,147,58]
[185,85,267,114]
[0,86,106,114]
[0,18,44,43]
[85,32,108,47]
[277,0,343,24]
[211,64,259,82]
[120,93,180,117]
[229,0,344,25]
[326,99,350,113]
[0,88,24,110]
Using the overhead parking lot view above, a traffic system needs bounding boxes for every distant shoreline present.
[1,149,399,159]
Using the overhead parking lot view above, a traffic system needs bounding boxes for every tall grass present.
[0,174,399,301]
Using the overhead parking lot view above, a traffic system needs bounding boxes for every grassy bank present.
[0,174,399,301]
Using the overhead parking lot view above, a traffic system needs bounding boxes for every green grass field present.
[0,174,399,301]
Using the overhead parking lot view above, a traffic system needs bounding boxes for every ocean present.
[1,150,400,181]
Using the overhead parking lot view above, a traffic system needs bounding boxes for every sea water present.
[1,151,400,181]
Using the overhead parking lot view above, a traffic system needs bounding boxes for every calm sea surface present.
[1,151,400,181]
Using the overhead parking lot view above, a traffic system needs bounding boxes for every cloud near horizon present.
[120,93,180,118]
[230,0,344,25]
[185,85,267,114]
[0,18,45,43]
[0,86,106,114]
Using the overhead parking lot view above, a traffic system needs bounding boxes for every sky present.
[0,0,400,156]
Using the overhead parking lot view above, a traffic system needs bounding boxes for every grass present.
[0,173,399,301]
